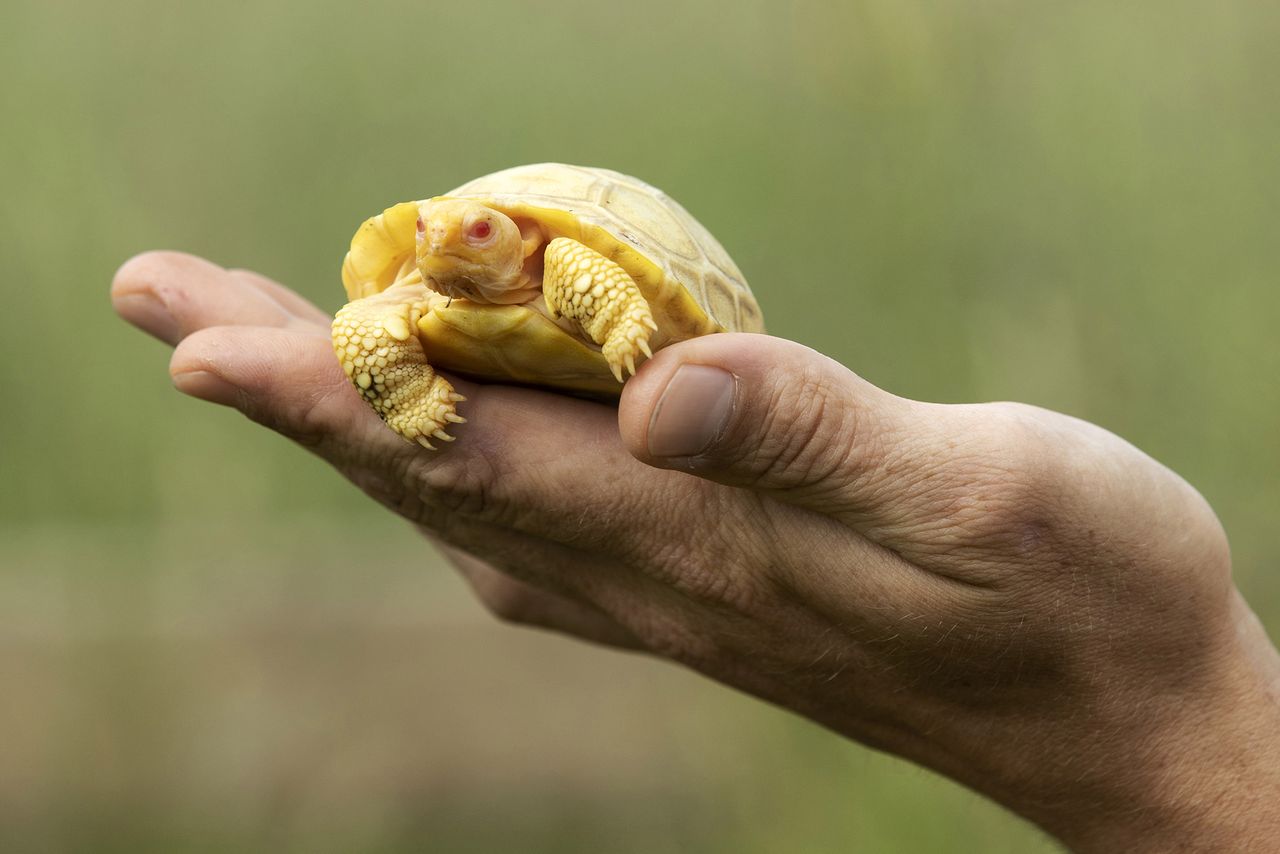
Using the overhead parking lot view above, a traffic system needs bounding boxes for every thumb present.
[619,333,934,522]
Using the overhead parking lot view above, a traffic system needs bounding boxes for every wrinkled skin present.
[113,252,1280,852]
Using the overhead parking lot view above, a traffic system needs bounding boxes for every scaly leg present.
[332,284,465,449]
[542,238,658,381]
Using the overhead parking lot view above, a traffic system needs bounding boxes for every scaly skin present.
[542,238,657,381]
[331,283,465,448]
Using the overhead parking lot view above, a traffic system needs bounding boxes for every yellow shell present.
[341,163,763,396]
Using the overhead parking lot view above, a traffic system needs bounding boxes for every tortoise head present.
[416,199,530,304]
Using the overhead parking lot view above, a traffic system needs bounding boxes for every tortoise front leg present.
[332,283,465,449]
[542,238,658,381]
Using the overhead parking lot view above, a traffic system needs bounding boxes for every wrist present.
[1027,590,1280,852]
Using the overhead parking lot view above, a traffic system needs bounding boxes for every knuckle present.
[656,544,757,613]
[739,363,876,495]
[684,553,764,616]
[633,493,764,615]
[678,563,757,613]
[930,407,1064,554]
[292,387,363,448]
[622,606,723,667]
[410,452,505,523]
[243,384,355,451]
[476,579,538,626]
[233,387,286,435]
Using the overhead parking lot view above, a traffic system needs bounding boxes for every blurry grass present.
[0,519,1055,853]
[1,0,1277,850]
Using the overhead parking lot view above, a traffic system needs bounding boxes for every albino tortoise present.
[333,163,764,447]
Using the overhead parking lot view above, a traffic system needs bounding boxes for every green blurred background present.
[2,0,1277,850]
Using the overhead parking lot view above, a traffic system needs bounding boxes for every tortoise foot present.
[542,237,656,382]
[333,286,466,449]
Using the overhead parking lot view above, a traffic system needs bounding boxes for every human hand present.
[113,252,1280,852]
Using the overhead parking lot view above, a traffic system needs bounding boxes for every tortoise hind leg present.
[542,237,658,381]
[332,284,466,449]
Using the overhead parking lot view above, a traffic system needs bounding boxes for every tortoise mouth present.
[422,249,467,264]
[415,248,473,288]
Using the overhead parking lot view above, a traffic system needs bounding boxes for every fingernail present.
[115,292,180,343]
[647,364,736,458]
[172,370,240,406]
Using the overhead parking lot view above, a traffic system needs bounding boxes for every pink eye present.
[468,220,492,241]
[416,216,425,235]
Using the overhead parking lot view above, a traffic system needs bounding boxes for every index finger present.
[112,251,327,344]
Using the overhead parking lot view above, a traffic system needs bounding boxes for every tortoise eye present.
[468,220,492,241]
